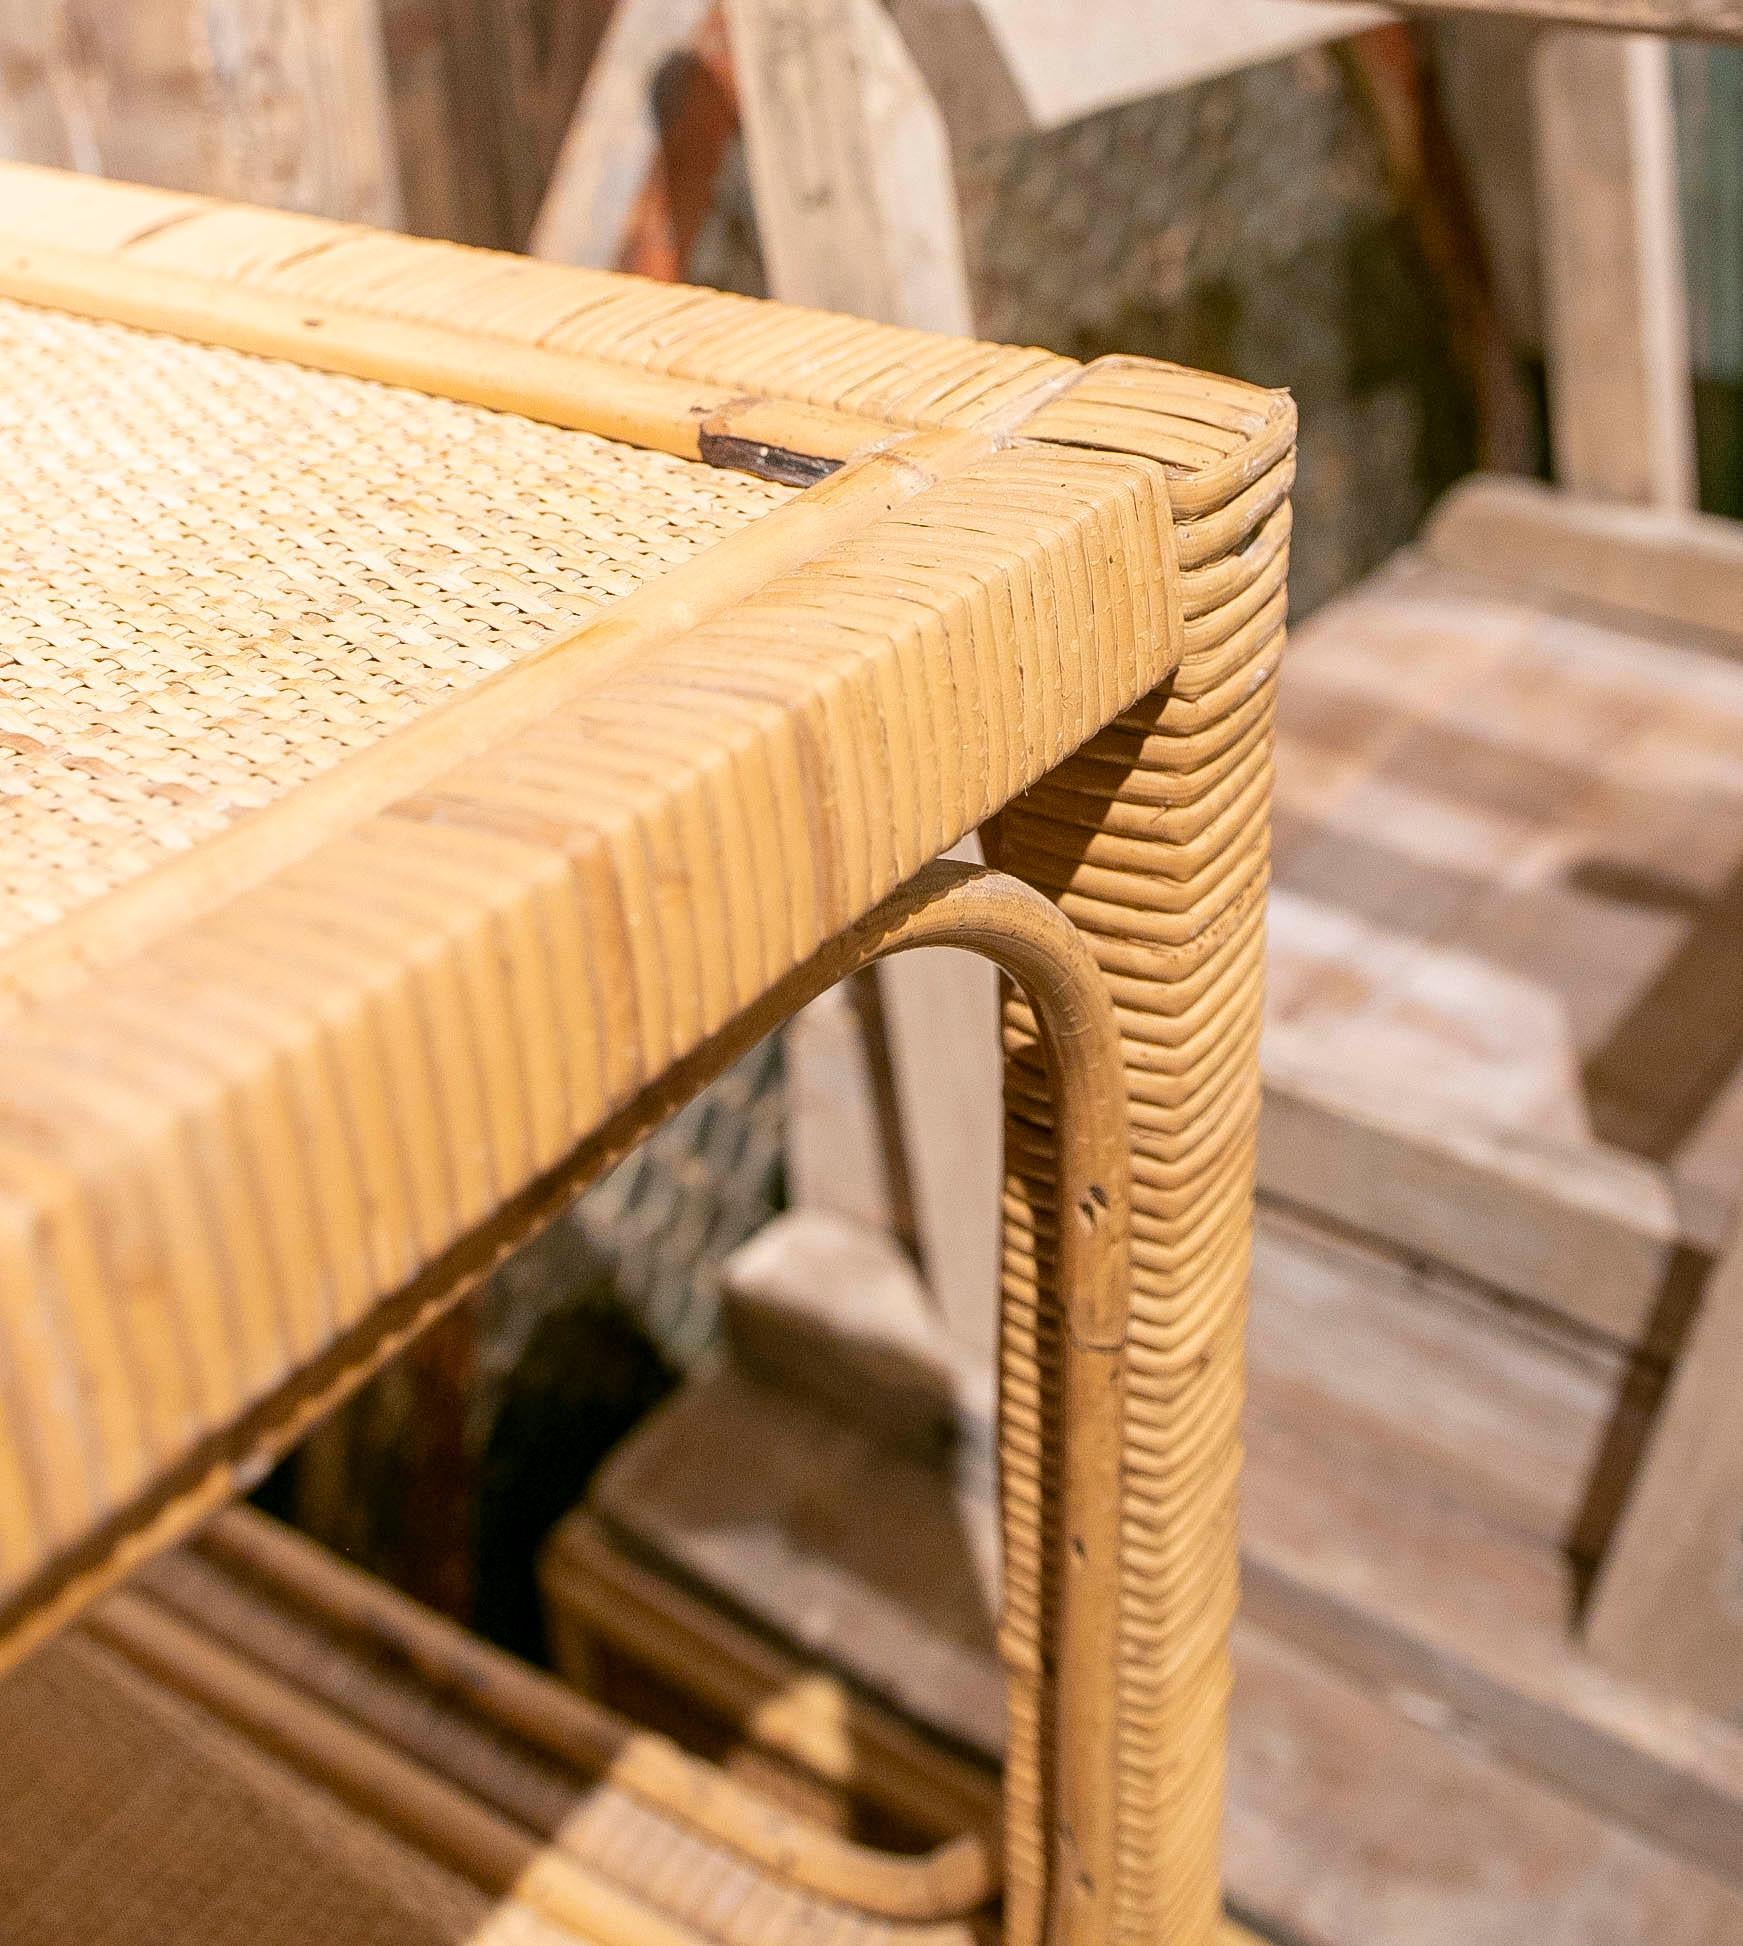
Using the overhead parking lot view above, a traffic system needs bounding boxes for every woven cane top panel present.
[0,1630,585,1946]
[0,297,794,951]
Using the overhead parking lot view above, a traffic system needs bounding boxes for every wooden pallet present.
[543,1204,1743,1942]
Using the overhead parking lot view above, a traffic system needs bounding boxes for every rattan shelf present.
[0,162,1293,1946]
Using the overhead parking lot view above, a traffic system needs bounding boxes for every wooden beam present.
[726,0,998,1350]
[528,0,713,266]
[723,0,974,333]
[1534,30,1697,507]
[892,0,1388,150]
[565,1213,1743,1910]
[874,928,1002,1355]
[1306,0,1743,38]
[1425,473,1743,648]
[1584,1219,1743,1714]
[1258,1045,1694,1353]
[782,978,915,1247]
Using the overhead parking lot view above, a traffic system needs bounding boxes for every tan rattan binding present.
[0,165,1293,1946]
[20,860,1123,1946]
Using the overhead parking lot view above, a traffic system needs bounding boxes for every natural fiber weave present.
[0,1633,579,1946]
[0,1512,990,1945]
[0,167,1295,1946]
[136,1533,983,1946]
[0,298,790,949]
[992,498,1283,1944]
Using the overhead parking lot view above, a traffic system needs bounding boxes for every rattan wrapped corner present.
[0,163,1293,1946]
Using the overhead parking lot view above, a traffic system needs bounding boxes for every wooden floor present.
[1235,1207,1743,1940]
[576,1205,1743,1943]
[1266,537,1743,1309]
[1271,546,1743,1209]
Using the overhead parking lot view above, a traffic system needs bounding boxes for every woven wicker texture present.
[0,1631,580,1946]
[0,1513,989,1946]
[991,487,1284,1946]
[132,1533,981,1946]
[0,297,790,950]
[0,168,1294,1946]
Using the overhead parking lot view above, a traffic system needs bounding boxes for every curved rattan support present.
[91,860,1129,1946]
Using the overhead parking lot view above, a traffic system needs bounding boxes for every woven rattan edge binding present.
[0,170,1292,1016]
[0,165,1291,495]
[4,862,1132,1931]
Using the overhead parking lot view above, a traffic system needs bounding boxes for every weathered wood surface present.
[783,979,915,1246]
[561,1202,1743,1936]
[887,0,1388,149]
[1585,1217,1743,1715]
[0,0,403,223]
[578,1205,1743,1895]
[726,0,1001,1352]
[1534,30,1696,506]
[724,0,975,330]
[720,1210,995,1459]
[1259,1046,1689,1346]
[1264,534,1743,1338]
[1239,1208,1743,1891]
[1426,473,1743,650]
[1305,0,1743,38]
[1226,1625,1743,1945]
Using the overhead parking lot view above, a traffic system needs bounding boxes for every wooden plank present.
[888,0,1388,150]
[724,2,1000,1346]
[1263,541,1743,1334]
[723,0,974,332]
[1425,474,1743,649]
[592,1358,1006,1753]
[528,0,713,265]
[0,0,403,225]
[1257,1044,1689,1346]
[590,1202,1743,1891]
[781,979,916,1246]
[1585,1219,1743,1714]
[568,1203,1743,1929]
[561,1476,1743,1942]
[1226,1624,1743,1946]
[1240,1208,1743,1892]
[719,1210,995,1462]
[1533,30,1697,506]
[1304,0,1743,38]
[874,930,1003,1355]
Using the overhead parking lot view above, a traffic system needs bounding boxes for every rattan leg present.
[993,637,1275,1946]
